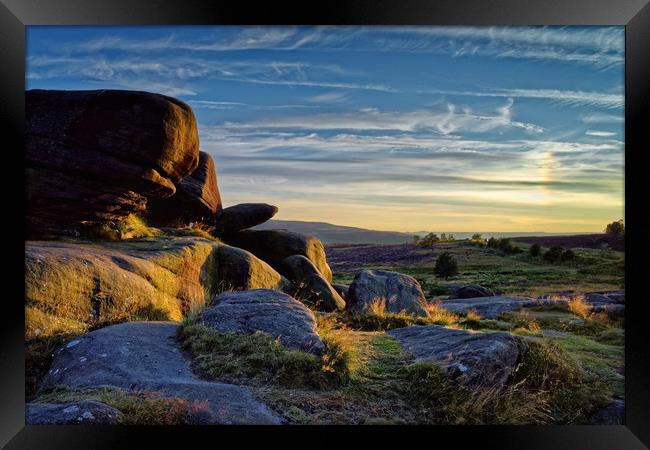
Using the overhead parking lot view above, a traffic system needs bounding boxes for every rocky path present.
[32,321,281,425]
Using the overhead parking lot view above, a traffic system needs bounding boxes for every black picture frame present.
[2,0,648,448]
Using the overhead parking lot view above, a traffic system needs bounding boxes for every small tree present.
[413,235,421,245]
[605,219,624,236]
[434,252,459,280]
[418,232,440,247]
[543,246,565,263]
[529,243,541,257]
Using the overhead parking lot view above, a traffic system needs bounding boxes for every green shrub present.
[543,246,565,262]
[487,237,500,248]
[434,252,459,280]
[529,243,542,257]
[560,249,576,262]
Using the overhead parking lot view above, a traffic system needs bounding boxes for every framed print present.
[1,0,649,448]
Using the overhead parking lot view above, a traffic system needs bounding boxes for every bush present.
[434,252,459,280]
[487,237,500,248]
[560,249,576,262]
[417,232,440,247]
[543,246,565,262]
[529,243,541,257]
[604,219,624,236]
[470,233,487,246]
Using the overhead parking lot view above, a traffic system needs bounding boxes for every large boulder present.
[217,245,290,292]
[37,321,281,424]
[223,230,333,282]
[216,203,278,234]
[26,401,123,425]
[449,284,495,299]
[282,255,345,311]
[146,151,223,226]
[198,289,325,354]
[389,325,523,390]
[346,270,429,317]
[26,89,199,237]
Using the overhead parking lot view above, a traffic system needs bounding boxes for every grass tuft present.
[34,387,208,425]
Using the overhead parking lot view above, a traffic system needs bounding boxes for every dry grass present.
[568,296,591,319]
[424,301,460,326]
[368,299,387,317]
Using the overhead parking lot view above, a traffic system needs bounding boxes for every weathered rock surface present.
[26,401,123,425]
[38,321,281,424]
[441,296,541,319]
[346,270,429,317]
[282,255,345,311]
[199,289,325,354]
[449,284,495,299]
[217,203,278,234]
[217,245,290,293]
[25,237,288,341]
[224,230,333,282]
[147,151,222,226]
[26,89,200,236]
[590,398,625,425]
[389,325,523,390]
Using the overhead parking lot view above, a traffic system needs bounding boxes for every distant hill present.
[252,220,586,245]
[253,220,414,244]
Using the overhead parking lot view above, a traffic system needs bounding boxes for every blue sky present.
[26,26,624,232]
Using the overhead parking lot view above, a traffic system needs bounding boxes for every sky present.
[26,26,625,233]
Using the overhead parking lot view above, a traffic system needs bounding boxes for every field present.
[327,240,624,298]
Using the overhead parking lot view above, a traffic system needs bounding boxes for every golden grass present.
[567,296,591,319]
[425,301,460,326]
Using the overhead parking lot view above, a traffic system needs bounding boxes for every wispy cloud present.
[58,26,623,69]
[585,130,618,137]
[219,100,544,135]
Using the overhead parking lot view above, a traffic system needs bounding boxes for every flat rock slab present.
[26,400,123,424]
[38,321,281,424]
[200,289,325,354]
[388,325,523,390]
[441,296,543,319]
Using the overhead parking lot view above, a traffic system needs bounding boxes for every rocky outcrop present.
[25,236,288,342]
[26,89,200,237]
[224,230,333,282]
[346,270,429,317]
[449,284,495,299]
[37,321,281,424]
[147,151,223,226]
[199,289,325,354]
[26,401,123,425]
[282,255,345,311]
[389,325,523,390]
[216,203,278,234]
